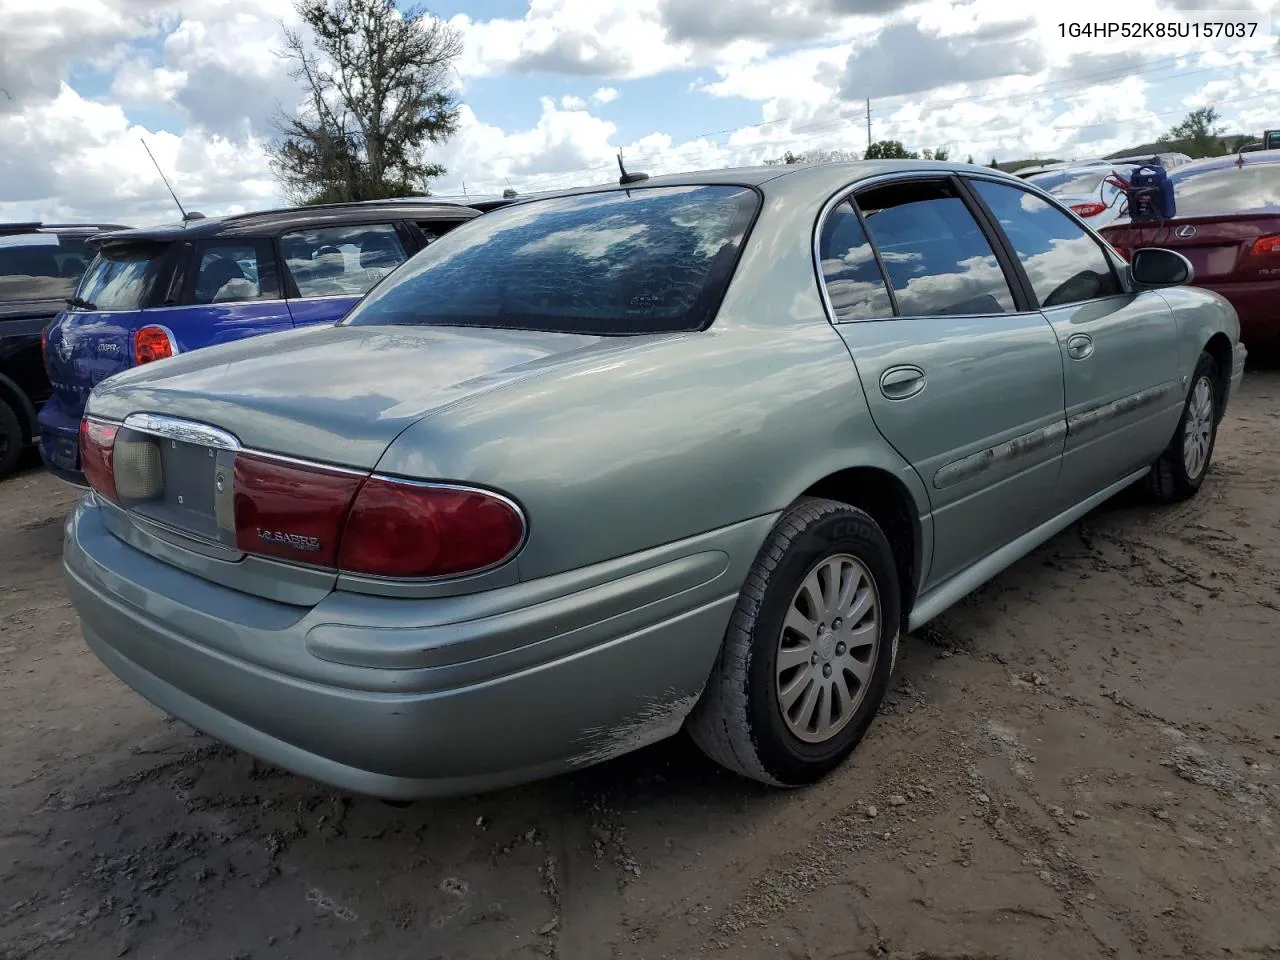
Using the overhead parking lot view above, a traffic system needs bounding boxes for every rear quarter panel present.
[1155,284,1241,380]
[375,178,932,584]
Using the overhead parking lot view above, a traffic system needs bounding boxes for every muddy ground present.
[2,372,1279,960]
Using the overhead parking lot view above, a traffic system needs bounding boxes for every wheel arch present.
[1202,331,1232,420]
[800,465,926,628]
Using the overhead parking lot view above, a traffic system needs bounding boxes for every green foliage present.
[864,140,919,160]
[269,0,462,204]
[1161,107,1227,159]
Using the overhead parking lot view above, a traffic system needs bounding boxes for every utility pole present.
[865,99,872,155]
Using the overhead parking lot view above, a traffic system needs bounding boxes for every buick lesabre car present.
[64,161,1244,799]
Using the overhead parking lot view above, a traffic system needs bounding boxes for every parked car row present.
[48,158,1247,801]
[0,199,509,481]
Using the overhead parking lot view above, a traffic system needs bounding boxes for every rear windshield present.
[73,241,169,311]
[1170,160,1280,217]
[0,233,93,302]
[342,185,760,335]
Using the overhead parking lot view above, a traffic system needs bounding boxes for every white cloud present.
[591,86,621,104]
[560,94,588,110]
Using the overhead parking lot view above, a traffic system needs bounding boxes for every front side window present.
[0,233,93,302]
[971,180,1121,308]
[1168,160,1280,217]
[817,202,894,321]
[192,243,271,305]
[344,185,759,335]
[281,223,408,299]
[73,241,169,311]
[853,180,1016,317]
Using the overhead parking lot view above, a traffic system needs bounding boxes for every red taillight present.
[232,455,365,567]
[134,325,176,365]
[79,418,119,501]
[339,478,525,578]
[1070,202,1107,218]
[1251,234,1280,256]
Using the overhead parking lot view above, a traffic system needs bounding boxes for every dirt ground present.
[2,372,1279,960]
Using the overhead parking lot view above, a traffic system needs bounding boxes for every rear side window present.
[343,185,759,335]
[1169,160,1280,217]
[853,180,1016,317]
[74,241,168,311]
[190,242,277,305]
[817,202,894,321]
[281,224,408,298]
[415,219,468,245]
[971,180,1121,308]
[0,233,92,302]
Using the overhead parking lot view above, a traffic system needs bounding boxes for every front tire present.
[688,497,901,787]
[1146,351,1220,503]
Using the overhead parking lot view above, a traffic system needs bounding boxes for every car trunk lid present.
[1102,211,1280,283]
[84,323,604,600]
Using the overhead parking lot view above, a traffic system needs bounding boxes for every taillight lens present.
[1251,234,1280,256]
[339,478,526,578]
[79,418,119,501]
[134,325,176,365]
[1070,202,1107,218]
[232,455,365,567]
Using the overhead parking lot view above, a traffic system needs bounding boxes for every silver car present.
[64,161,1245,799]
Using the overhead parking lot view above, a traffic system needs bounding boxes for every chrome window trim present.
[812,170,1039,325]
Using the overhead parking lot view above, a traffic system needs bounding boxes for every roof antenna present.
[140,138,203,222]
[617,149,648,185]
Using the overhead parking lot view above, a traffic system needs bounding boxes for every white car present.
[1021,164,1141,229]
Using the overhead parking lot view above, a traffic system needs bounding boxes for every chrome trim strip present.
[933,419,1068,490]
[121,413,241,449]
[1066,383,1174,439]
[811,170,1046,326]
[238,448,368,476]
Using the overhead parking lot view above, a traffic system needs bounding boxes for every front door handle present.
[880,365,926,400]
[1066,333,1094,360]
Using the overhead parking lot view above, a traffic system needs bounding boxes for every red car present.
[1101,150,1280,350]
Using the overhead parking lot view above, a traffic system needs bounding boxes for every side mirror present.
[1129,247,1194,288]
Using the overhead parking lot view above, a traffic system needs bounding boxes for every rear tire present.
[688,497,901,787]
[1146,351,1219,503]
[0,400,22,480]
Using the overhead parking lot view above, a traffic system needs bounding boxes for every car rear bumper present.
[37,397,85,485]
[64,498,769,799]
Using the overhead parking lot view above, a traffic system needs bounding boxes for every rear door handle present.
[1066,334,1094,360]
[880,365,926,400]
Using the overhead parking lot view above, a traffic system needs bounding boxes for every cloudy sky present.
[1,0,1277,225]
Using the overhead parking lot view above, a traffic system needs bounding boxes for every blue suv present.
[40,199,482,484]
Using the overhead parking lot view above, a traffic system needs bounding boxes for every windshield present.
[0,233,92,302]
[73,241,169,311]
[1169,160,1280,217]
[342,185,760,335]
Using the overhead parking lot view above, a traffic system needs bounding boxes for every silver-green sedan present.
[64,161,1245,799]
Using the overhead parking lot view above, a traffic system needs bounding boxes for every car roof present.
[1171,149,1280,177]
[92,200,483,246]
[518,160,1026,204]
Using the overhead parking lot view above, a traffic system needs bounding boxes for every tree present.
[922,146,950,161]
[1161,107,1226,158]
[864,140,918,160]
[765,148,860,166]
[966,154,975,164]
[989,157,999,168]
[270,0,462,205]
